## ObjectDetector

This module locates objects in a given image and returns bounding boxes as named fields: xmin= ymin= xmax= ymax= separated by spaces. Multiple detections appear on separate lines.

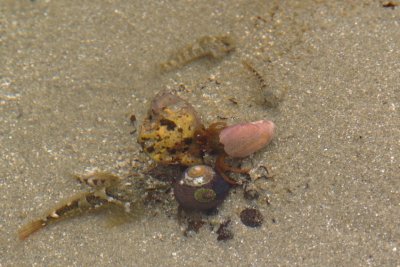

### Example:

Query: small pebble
xmin=240 ymin=208 xmax=263 ymax=227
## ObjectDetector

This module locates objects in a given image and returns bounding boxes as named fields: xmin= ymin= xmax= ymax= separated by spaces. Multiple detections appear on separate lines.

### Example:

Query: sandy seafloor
xmin=1 ymin=0 xmax=399 ymax=266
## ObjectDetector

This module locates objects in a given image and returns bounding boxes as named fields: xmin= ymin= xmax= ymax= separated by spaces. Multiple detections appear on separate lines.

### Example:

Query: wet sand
xmin=1 ymin=0 xmax=399 ymax=266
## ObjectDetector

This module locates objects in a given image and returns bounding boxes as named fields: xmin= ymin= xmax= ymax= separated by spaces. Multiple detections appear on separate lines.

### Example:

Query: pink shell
xmin=219 ymin=120 xmax=276 ymax=158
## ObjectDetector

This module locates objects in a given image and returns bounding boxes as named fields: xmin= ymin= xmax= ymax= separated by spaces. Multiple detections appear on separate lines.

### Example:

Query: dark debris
xmin=382 ymin=1 xmax=399 ymax=9
xmin=184 ymin=218 xmax=206 ymax=237
xmin=240 ymin=208 xmax=263 ymax=228
xmin=216 ymin=219 xmax=234 ymax=241
xmin=146 ymin=164 xmax=185 ymax=183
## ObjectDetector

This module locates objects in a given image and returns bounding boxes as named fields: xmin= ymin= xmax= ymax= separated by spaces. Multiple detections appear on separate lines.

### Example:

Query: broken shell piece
xmin=219 ymin=120 xmax=275 ymax=158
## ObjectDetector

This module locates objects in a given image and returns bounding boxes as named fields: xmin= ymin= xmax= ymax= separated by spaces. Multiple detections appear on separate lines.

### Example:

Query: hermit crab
xmin=138 ymin=91 xmax=276 ymax=209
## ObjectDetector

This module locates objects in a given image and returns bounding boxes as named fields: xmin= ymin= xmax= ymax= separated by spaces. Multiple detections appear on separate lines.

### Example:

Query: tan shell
xmin=138 ymin=92 xmax=204 ymax=165
xmin=219 ymin=120 xmax=275 ymax=158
